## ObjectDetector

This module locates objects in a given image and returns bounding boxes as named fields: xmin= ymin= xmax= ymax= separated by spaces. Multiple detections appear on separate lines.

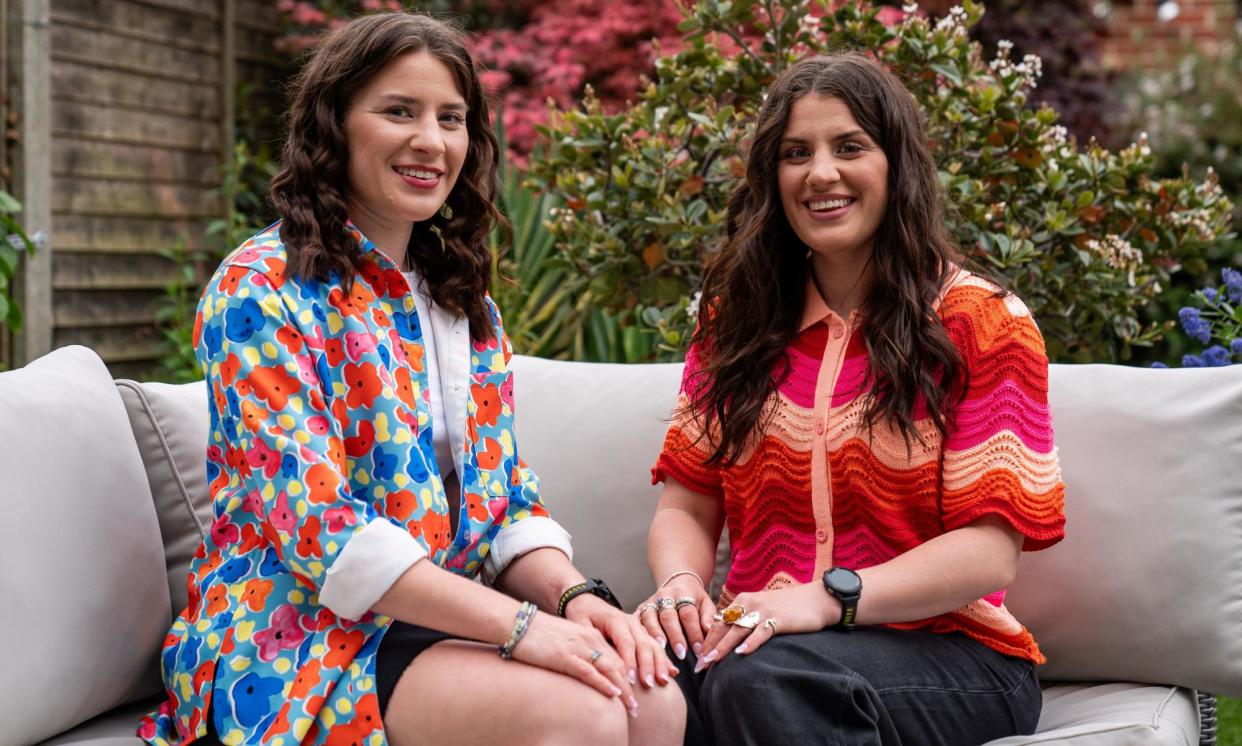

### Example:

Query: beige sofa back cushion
xmin=0 ymin=347 xmax=169 ymax=746
xmin=1007 ymin=363 xmax=1242 ymax=697
xmin=115 ymin=380 xmax=211 ymax=615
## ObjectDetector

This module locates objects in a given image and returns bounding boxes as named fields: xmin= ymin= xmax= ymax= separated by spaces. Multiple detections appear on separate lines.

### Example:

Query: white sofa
xmin=2 ymin=345 xmax=1240 ymax=746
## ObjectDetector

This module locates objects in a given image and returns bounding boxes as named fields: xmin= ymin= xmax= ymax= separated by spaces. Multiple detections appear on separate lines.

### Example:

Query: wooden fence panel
xmin=28 ymin=0 xmax=283 ymax=379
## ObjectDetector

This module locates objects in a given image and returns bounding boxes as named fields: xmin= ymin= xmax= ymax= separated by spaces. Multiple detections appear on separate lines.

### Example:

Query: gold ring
xmin=720 ymin=604 xmax=747 ymax=625
xmin=589 ymin=649 xmax=603 ymax=664
xmin=734 ymin=611 xmax=762 ymax=630
xmin=674 ymin=597 xmax=696 ymax=609
xmin=764 ymin=618 xmax=778 ymax=633
xmin=657 ymin=597 xmax=676 ymax=611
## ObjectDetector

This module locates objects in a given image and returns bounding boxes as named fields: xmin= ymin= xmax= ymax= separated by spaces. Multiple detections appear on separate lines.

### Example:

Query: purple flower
xmin=1203 ymin=345 xmax=1232 ymax=367
xmin=1178 ymin=307 xmax=1212 ymax=344
xmin=1182 ymin=353 xmax=1205 ymax=367
xmin=1224 ymin=267 xmax=1242 ymax=304
xmin=1232 ymin=338 xmax=1242 ymax=357
xmin=1150 ymin=361 xmax=1169 ymax=368
xmin=1203 ymin=287 xmax=1218 ymax=304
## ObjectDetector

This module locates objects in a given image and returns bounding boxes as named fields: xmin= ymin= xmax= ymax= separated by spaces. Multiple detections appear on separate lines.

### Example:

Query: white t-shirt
xmin=405 ymin=270 xmax=456 ymax=480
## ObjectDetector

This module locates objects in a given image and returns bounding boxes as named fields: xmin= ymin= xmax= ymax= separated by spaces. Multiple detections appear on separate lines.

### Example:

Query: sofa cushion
xmin=509 ymin=356 xmax=683 ymax=609
xmin=115 ymin=380 xmax=211 ymax=615
xmin=982 ymin=683 xmax=1200 ymax=745
xmin=32 ymin=698 xmax=155 ymax=746
xmin=1007 ymin=364 xmax=1242 ymax=697
xmin=0 ymin=347 xmax=170 ymax=746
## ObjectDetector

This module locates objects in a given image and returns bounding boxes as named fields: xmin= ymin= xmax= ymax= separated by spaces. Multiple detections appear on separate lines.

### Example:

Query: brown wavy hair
xmin=268 ymin=12 xmax=503 ymax=341
xmin=688 ymin=53 xmax=972 ymax=465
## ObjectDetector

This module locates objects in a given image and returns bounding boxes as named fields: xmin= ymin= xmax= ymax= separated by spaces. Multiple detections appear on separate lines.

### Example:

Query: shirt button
xmin=815 ymin=528 xmax=828 ymax=543
xmin=832 ymin=326 xmax=845 ymax=339
xmin=816 ymin=418 xmax=825 ymax=435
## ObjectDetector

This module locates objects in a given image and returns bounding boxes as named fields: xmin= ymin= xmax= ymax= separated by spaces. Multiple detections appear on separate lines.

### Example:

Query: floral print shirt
xmin=140 ymin=222 xmax=570 ymax=745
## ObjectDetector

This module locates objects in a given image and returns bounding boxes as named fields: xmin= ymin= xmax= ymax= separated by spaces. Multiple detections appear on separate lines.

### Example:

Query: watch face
xmin=826 ymin=568 xmax=862 ymax=595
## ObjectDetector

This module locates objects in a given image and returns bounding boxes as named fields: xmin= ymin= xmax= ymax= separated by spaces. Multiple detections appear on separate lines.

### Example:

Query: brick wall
xmin=1100 ymin=0 xmax=1238 ymax=68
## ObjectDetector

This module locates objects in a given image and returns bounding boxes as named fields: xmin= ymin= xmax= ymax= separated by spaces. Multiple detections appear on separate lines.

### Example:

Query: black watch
xmin=822 ymin=567 xmax=862 ymax=630
xmin=557 ymin=578 xmax=623 ymax=617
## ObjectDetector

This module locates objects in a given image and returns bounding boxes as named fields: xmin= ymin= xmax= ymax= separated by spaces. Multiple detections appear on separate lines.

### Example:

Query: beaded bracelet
xmin=659 ymin=569 xmax=706 ymax=589
xmin=498 ymin=601 xmax=538 ymax=660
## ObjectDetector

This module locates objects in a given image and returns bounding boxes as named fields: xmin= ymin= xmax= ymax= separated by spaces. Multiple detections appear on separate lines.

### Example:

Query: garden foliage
xmin=528 ymin=0 xmax=1234 ymax=363
xmin=0 ymin=191 xmax=38 ymax=334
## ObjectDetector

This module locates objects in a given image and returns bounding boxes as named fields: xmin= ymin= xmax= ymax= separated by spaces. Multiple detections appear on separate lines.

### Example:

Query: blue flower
xmin=1231 ymin=339 xmax=1242 ymax=357
xmin=1203 ymin=287 xmax=1218 ymax=304
xmin=1178 ymin=307 xmax=1212 ymax=344
xmin=1203 ymin=345 xmax=1232 ymax=367
xmin=1224 ymin=267 xmax=1242 ymax=304
xmin=1183 ymin=353 xmax=1205 ymax=367
xmin=1150 ymin=361 xmax=1169 ymax=368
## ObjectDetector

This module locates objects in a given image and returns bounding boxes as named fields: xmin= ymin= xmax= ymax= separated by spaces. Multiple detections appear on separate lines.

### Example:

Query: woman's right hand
xmin=635 ymin=576 xmax=717 ymax=661
xmin=511 ymin=610 xmax=641 ymax=717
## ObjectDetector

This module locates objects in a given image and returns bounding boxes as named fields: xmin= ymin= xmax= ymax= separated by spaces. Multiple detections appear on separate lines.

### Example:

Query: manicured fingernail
xmin=644 ymin=674 xmax=655 ymax=687
xmin=736 ymin=643 xmax=749 ymax=654
xmin=656 ymin=637 xmax=666 ymax=647
xmin=692 ymin=641 xmax=703 ymax=655
xmin=628 ymin=669 xmax=637 ymax=684
xmin=628 ymin=700 xmax=639 ymax=718
xmin=674 ymin=643 xmax=687 ymax=660
xmin=693 ymin=650 xmax=718 ymax=673
xmin=610 ymin=686 xmax=622 ymax=697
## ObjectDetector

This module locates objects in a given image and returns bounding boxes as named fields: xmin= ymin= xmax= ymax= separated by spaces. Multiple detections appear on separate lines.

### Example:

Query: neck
xmin=810 ymin=247 xmax=875 ymax=319
xmin=347 ymin=202 xmax=413 ymax=268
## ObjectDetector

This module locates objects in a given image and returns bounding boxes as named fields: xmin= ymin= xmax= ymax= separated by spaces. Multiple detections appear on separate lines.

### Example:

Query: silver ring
xmin=638 ymin=602 xmax=658 ymax=615
xmin=764 ymin=618 xmax=778 ymax=633
xmin=589 ymin=649 xmax=603 ymax=664
xmin=656 ymin=597 xmax=676 ymax=611
xmin=674 ymin=597 xmax=696 ymax=610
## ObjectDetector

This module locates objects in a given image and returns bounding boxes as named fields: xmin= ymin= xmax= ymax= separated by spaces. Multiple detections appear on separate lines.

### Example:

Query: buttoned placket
xmin=808 ymin=310 xmax=858 ymax=577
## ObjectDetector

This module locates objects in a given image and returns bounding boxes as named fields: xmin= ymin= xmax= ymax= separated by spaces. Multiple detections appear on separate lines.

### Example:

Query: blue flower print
xmin=229 ymin=672 xmax=284 ymax=727
xmin=393 ymin=310 xmax=421 ymax=340
xmin=405 ymin=444 xmax=430 ymax=482
xmin=372 ymin=448 xmax=398 ymax=481
xmin=201 ymin=321 xmax=223 ymax=358
xmin=225 ymin=298 xmax=265 ymax=343
xmin=279 ymin=454 xmax=299 ymax=480
xmin=218 ymin=558 xmax=252 ymax=583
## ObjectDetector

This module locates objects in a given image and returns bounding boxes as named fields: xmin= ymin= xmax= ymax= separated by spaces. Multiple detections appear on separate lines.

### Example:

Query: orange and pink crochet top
xmin=653 ymin=271 xmax=1066 ymax=663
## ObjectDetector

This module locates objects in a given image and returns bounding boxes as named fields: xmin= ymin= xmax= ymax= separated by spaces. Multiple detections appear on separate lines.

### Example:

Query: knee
xmin=533 ymin=687 xmax=629 ymax=746
xmin=700 ymin=650 xmax=773 ymax=713
xmin=631 ymin=682 xmax=687 ymax=745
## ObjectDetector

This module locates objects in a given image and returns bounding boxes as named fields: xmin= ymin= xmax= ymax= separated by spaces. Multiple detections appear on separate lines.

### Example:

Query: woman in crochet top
xmin=640 ymin=53 xmax=1066 ymax=746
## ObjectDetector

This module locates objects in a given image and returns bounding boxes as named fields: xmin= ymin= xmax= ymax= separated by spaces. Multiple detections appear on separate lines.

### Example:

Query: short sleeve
xmin=651 ymin=342 xmax=724 ymax=498
xmin=938 ymin=283 xmax=1066 ymax=551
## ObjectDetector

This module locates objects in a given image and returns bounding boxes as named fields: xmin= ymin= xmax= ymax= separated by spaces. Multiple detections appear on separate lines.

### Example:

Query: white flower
xmin=686 ymin=291 xmax=703 ymax=321
xmin=902 ymin=2 xmax=919 ymax=13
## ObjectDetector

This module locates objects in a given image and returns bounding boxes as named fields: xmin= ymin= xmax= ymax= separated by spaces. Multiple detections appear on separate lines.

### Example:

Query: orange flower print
xmin=241 ymin=578 xmax=274 ymax=612
xmin=323 ymin=628 xmax=365 ymax=669
xmin=324 ymin=337 xmax=346 ymax=366
xmin=217 ymin=266 xmax=250 ymax=294
xmin=465 ymin=492 xmax=488 ymax=523
xmin=205 ymin=584 xmax=229 ymax=616
xmin=276 ymin=324 xmax=304 ymax=354
xmin=471 ymin=381 xmax=502 ymax=427
xmin=240 ymin=400 xmax=269 ymax=433
xmin=343 ymin=362 xmax=382 ymax=409
xmin=326 ymin=436 xmax=346 ymax=474
xmin=305 ymin=463 xmax=341 ymax=504
xmin=328 ymin=288 xmax=363 ymax=321
xmin=324 ymin=692 xmax=381 ymax=746
xmin=393 ymin=367 xmax=416 ymax=409
xmin=421 ymin=512 xmax=452 ymax=552
xmin=220 ymin=353 xmax=242 ymax=385
xmin=263 ymin=257 xmax=287 ymax=289
xmin=289 ymin=660 xmax=322 ymax=699
xmin=296 ymin=515 xmax=324 ymax=559
xmin=386 ymin=489 xmax=416 ymax=521
xmin=193 ymin=659 xmax=216 ymax=692
xmin=477 ymin=437 xmax=504 ymax=470
xmin=247 ymin=365 xmax=301 ymax=411
xmin=263 ymin=702 xmax=292 ymax=742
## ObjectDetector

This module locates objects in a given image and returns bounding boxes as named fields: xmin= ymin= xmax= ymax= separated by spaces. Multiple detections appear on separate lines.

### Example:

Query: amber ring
xmin=720 ymin=605 xmax=748 ymax=625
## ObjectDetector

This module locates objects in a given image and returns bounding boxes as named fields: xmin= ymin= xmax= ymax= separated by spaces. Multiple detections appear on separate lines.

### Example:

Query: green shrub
xmin=0 ymin=191 xmax=39 ymax=334
xmin=528 ymin=0 xmax=1234 ymax=363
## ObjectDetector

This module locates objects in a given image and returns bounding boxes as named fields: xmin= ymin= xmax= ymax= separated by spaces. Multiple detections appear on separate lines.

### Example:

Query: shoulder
xmin=204 ymin=221 xmax=326 ymax=304
xmin=937 ymin=268 xmax=1046 ymax=360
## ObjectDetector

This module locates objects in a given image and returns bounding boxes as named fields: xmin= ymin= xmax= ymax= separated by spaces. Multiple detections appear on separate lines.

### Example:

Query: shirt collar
xmin=799 ymin=274 xmax=861 ymax=331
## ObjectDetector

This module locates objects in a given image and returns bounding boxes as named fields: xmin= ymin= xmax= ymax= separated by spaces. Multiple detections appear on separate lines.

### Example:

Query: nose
xmin=805 ymin=152 xmax=840 ymax=189
xmin=407 ymin=113 xmax=446 ymax=157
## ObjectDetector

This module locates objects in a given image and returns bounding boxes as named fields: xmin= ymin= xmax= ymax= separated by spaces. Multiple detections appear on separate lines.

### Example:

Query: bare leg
xmin=384 ymin=640 xmax=685 ymax=746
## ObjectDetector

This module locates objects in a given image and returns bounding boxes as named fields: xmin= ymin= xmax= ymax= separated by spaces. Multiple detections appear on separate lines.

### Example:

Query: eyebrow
xmin=376 ymin=93 xmax=468 ymax=111
xmin=780 ymin=129 xmax=869 ymax=144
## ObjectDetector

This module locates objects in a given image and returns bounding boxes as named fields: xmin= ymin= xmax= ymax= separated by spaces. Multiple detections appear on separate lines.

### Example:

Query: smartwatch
xmin=821 ymin=567 xmax=862 ymax=630
xmin=557 ymin=578 xmax=624 ymax=617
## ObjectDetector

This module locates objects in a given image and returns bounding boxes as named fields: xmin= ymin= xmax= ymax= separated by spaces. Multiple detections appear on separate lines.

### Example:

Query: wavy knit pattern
xmin=653 ymin=271 xmax=1065 ymax=664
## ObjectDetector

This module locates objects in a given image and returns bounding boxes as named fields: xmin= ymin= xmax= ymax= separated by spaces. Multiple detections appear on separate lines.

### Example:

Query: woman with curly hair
xmin=139 ymin=12 xmax=683 ymax=746
xmin=638 ymin=54 xmax=1065 ymax=746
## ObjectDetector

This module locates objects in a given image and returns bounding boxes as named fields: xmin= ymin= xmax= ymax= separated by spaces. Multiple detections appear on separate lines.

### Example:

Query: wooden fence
xmin=4 ymin=0 xmax=284 ymax=378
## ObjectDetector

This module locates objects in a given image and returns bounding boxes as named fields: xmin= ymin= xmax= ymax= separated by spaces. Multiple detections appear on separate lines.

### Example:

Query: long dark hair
xmin=688 ymin=53 xmax=968 ymax=465
xmin=268 ymin=12 xmax=502 ymax=341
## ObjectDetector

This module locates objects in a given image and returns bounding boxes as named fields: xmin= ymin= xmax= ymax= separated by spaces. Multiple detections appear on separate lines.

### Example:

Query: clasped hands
xmin=635 ymin=578 xmax=842 ymax=673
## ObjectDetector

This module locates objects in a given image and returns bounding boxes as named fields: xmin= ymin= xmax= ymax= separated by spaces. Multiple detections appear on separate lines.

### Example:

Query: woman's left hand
xmin=565 ymin=595 xmax=680 ymax=688
xmin=694 ymin=583 xmax=841 ymax=672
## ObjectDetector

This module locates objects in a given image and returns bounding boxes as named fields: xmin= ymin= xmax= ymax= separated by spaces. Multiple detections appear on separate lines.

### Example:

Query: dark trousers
xmin=675 ymin=628 xmax=1042 ymax=746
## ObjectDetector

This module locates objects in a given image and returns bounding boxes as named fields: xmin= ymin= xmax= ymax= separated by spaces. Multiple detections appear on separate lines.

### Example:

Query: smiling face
xmin=344 ymin=50 xmax=469 ymax=244
xmin=777 ymin=94 xmax=889 ymax=268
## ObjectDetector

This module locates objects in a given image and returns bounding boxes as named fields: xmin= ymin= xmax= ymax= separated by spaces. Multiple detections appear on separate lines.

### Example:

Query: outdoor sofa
xmin=2 ymin=344 xmax=1240 ymax=746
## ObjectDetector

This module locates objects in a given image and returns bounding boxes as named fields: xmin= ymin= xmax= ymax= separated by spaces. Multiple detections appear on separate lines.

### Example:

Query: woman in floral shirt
xmin=140 ymin=12 xmax=683 ymax=746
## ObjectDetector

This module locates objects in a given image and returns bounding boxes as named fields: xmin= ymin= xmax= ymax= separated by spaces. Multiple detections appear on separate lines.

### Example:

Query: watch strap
xmin=557 ymin=578 xmax=622 ymax=616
